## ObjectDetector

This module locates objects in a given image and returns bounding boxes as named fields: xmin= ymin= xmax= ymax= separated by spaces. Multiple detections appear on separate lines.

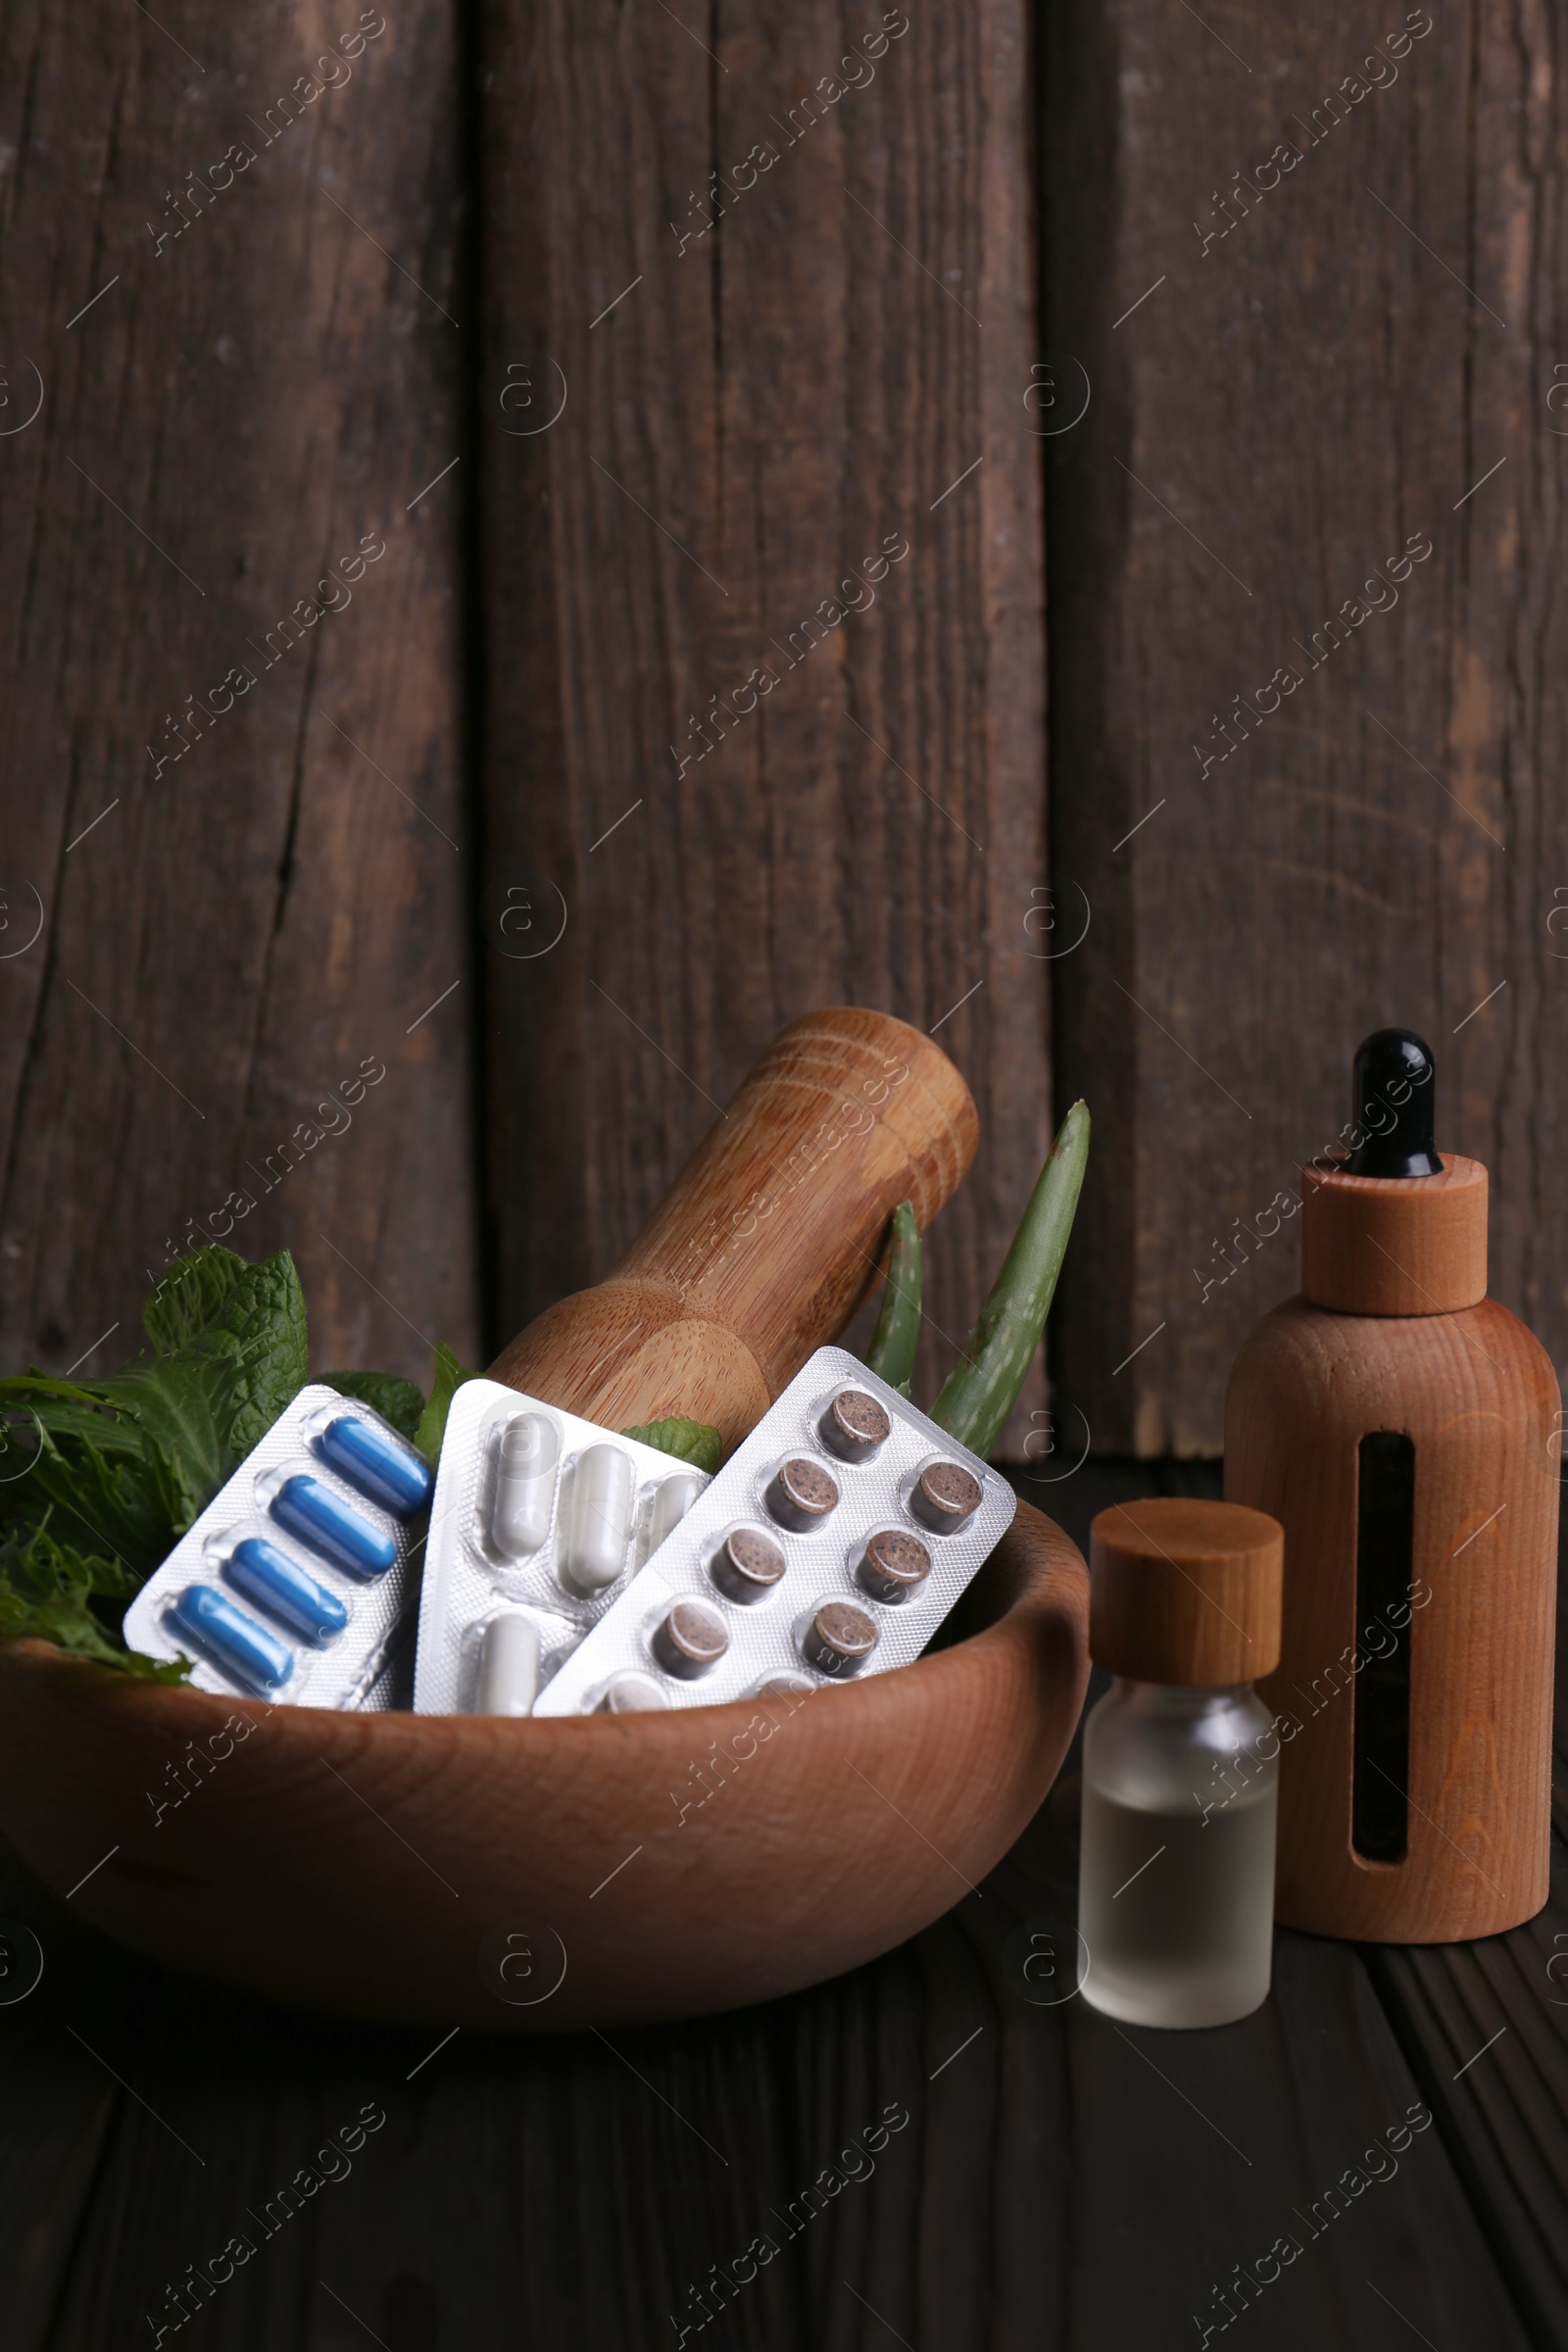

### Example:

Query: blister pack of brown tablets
xmin=532 ymin=1347 xmax=1016 ymax=1716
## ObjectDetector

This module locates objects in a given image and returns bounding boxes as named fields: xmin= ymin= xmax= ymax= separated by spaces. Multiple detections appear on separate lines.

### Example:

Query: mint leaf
xmin=142 ymin=1249 xmax=249 ymax=1352
xmin=0 ymin=1411 xmax=179 ymax=1581
xmin=621 ymin=1417 xmax=722 ymax=1474
xmin=89 ymin=1250 xmax=308 ymax=1529
xmin=0 ymin=1250 xmax=309 ymax=1567
xmin=0 ymin=1249 xmax=452 ymax=1680
xmin=193 ymin=1249 xmax=309 ymax=1456
xmin=0 ymin=1381 xmax=180 ymax=1577
xmin=413 ymin=1343 xmax=477 ymax=1465
xmin=320 ymin=1371 xmax=425 ymax=1441
xmin=0 ymin=1521 xmax=191 ymax=1683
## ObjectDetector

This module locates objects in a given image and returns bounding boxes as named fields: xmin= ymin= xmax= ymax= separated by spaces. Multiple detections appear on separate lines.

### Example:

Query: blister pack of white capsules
xmin=412 ymin=1380 xmax=711 ymax=1717
xmin=533 ymin=1348 xmax=1017 ymax=1717
xmin=123 ymin=1385 xmax=432 ymax=1708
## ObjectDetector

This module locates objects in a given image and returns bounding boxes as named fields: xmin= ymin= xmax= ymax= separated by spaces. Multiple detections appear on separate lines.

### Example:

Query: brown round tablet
xmin=597 ymin=1672 xmax=668 ymax=1713
xmin=652 ymin=1600 xmax=729 ymax=1679
xmin=819 ymin=1387 xmax=892 ymax=1463
xmin=858 ymin=1527 xmax=932 ymax=1603
xmin=710 ymin=1524 xmax=787 ymax=1603
xmin=803 ymin=1599 xmax=879 ymax=1676
xmin=765 ymin=1455 xmax=840 ymax=1533
xmin=910 ymin=1458 xmax=983 ymax=1534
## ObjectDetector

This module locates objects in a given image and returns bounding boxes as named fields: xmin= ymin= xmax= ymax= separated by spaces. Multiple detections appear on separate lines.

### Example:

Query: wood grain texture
xmin=1227 ymin=1294 xmax=1559 ymax=1939
xmin=1089 ymin=1494 xmax=1282 ymax=1686
xmin=478 ymin=0 xmax=1051 ymax=1447
xmin=1366 ymin=1916 xmax=1568 ymax=2347
xmin=1301 ymin=1155 xmax=1489 ymax=1316
xmin=1045 ymin=0 xmax=1568 ymax=1453
xmin=1361 ymin=1544 xmax=1568 ymax=2343
xmin=0 ymin=1 xmax=480 ymax=1384
xmin=0 ymin=1502 xmax=1088 ymax=2029
xmin=491 ymin=1007 xmax=976 ymax=1446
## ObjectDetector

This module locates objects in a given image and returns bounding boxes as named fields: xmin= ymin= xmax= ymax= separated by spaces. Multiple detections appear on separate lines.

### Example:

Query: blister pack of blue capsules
xmin=122 ymin=1384 xmax=431 ymax=1707
xmin=533 ymin=1348 xmax=1016 ymax=1717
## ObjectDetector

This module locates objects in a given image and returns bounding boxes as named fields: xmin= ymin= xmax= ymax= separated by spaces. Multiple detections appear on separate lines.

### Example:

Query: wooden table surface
xmin=3 ymin=1459 xmax=1564 ymax=2351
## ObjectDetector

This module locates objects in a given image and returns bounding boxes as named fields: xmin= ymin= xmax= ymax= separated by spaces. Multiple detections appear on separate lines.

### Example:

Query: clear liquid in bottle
xmin=1079 ymin=1681 xmax=1278 ymax=2029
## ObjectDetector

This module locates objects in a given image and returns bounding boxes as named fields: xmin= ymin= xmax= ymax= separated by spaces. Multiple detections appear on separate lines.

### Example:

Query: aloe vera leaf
xmin=929 ymin=1101 xmax=1090 ymax=1457
xmin=864 ymin=1201 xmax=922 ymax=1398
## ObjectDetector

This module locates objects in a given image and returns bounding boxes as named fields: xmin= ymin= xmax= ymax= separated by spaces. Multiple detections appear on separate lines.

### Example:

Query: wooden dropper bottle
xmin=1224 ymin=1028 xmax=1559 ymax=1942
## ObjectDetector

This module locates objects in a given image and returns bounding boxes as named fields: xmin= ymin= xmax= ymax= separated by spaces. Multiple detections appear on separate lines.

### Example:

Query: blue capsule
xmin=318 ymin=1413 xmax=433 ymax=1517
xmin=225 ymin=1537 xmax=349 ymax=1643
xmin=271 ymin=1474 xmax=396 ymax=1579
xmin=172 ymin=1583 xmax=294 ymax=1695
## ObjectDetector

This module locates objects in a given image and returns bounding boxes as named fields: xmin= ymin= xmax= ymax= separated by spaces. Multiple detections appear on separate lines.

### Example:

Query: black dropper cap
xmin=1344 ymin=1029 xmax=1443 ymax=1178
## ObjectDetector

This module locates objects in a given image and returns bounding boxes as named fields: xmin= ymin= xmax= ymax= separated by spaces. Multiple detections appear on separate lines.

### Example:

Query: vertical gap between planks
xmin=457 ymin=0 xmax=500 ymax=1361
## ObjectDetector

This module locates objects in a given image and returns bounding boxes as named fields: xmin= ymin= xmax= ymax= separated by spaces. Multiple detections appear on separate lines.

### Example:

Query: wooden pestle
xmin=488 ymin=1007 xmax=978 ymax=1448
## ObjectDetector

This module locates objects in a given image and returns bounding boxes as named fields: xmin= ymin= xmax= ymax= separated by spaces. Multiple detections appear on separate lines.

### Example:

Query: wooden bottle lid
xmin=1300 ymin=1153 xmax=1487 ymax=1315
xmin=1089 ymin=1498 xmax=1283 ymax=1687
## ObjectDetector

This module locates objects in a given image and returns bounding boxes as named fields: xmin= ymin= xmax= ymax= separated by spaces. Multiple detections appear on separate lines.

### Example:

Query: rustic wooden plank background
xmin=0 ymin=0 xmax=480 ymax=1387
xmin=1047 ymin=0 xmax=1567 ymax=1452
xmin=477 ymin=0 xmax=1052 ymax=1434
xmin=0 ymin=32 xmax=1560 ymax=1447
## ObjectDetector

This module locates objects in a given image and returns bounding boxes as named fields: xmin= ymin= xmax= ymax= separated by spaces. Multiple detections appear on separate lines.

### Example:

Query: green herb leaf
xmin=319 ymin=1371 xmax=426 ymax=1441
xmin=86 ymin=1250 xmax=309 ymax=1531
xmin=0 ymin=1409 xmax=178 ymax=1582
xmin=0 ymin=1247 xmax=436 ymax=1681
xmin=0 ymin=1247 xmax=309 ymax=1580
xmin=621 ymin=1417 xmax=723 ymax=1475
xmin=142 ymin=1249 xmax=249 ymax=1352
xmin=190 ymin=1248 xmax=310 ymax=1459
xmin=0 ymin=1521 xmax=191 ymax=1683
xmin=413 ymin=1343 xmax=478 ymax=1465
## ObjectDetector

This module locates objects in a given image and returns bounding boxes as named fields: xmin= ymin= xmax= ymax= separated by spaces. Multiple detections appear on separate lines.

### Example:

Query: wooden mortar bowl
xmin=0 ymin=1503 xmax=1087 ymax=2029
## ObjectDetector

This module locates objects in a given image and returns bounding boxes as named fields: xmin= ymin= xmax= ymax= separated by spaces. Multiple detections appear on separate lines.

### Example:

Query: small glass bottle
xmin=1078 ymin=1497 xmax=1284 ymax=2029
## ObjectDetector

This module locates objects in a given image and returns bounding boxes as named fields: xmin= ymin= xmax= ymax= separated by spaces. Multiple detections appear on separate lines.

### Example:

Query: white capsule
xmin=646 ymin=1470 xmax=704 ymax=1560
xmin=564 ymin=1444 xmax=634 ymax=1592
xmin=474 ymin=1610 xmax=541 ymax=1716
xmin=490 ymin=1412 xmax=560 ymax=1558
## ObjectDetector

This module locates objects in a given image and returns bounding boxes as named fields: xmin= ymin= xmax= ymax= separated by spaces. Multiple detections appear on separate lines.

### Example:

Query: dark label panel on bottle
xmin=1352 ymin=1430 xmax=1415 ymax=1864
